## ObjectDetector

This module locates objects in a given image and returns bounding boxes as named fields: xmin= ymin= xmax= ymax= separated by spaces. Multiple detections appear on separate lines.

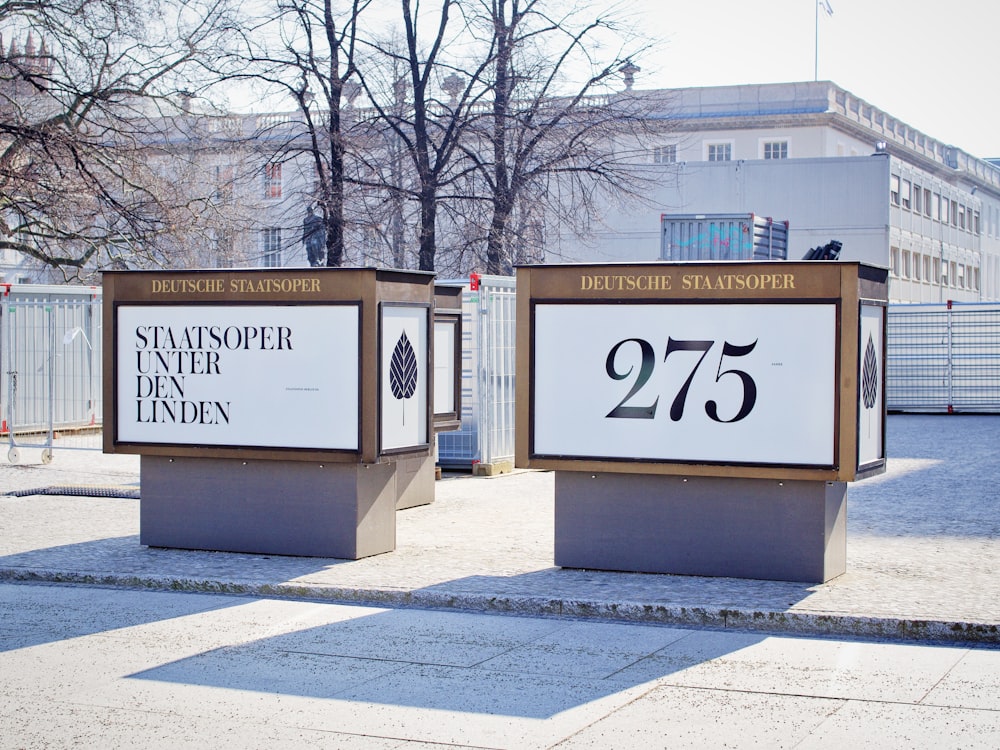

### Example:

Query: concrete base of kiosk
xmin=554 ymin=471 xmax=847 ymax=584
xmin=140 ymin=456 xmax=396 ymax=559
xmin=394 ymin=453 xmax=436 ymax=510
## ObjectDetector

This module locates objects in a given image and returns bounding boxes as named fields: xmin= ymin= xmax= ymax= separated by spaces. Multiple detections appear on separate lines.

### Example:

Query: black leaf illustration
xmin=389 ymin=331 xmax=418 ymax=401
xmin=862 ymin=334 xmax=878 ymax=410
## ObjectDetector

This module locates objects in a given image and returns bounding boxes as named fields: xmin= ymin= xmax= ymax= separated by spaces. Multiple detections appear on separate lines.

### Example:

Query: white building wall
xmin=554 ymin=156 xmax=891 ymax=267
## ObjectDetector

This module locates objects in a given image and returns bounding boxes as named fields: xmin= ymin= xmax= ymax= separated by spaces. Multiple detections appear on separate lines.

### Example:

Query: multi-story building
xmin=555 ymin=81 xmax=999 ymax=303
xmin=188 ymin=81 xmax=999 ymax=305
xmin=4 ymin=76 xmax=998 ymax=306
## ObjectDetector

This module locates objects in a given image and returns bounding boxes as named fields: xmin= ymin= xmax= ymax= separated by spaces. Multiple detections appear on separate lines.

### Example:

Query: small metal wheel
xmin=8 ymin=447 xmax=20 ymax=464
xmin=41 ymin=448 xmax=53 ymax=464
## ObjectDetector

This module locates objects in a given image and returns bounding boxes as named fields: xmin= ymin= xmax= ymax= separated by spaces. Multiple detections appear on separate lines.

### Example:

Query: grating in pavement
xmin=3 ymin=485 xmax=140 ymax=499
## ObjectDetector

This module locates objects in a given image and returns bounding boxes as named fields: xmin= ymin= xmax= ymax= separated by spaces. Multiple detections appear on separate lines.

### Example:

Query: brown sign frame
xmin=432 ymin=285 xmax=463 ymax=433
xmin=104 ymin=268 xmax=436 ymax=464
xmin=515 ymin=261 xmax=888 ymax=482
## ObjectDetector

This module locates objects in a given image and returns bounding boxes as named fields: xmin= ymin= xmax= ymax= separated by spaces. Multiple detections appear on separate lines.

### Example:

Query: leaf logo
xmin=862 ymin=334 xmax=878 ymax=410
xmin=389 ymin=331 xmax=418 ymax=401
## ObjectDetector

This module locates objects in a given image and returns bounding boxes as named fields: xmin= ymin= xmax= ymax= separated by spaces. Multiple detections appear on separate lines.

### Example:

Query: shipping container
xmin=660 ymin=213 xmax=789 ymax=261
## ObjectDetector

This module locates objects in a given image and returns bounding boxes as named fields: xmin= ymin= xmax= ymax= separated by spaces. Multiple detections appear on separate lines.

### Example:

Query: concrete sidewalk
xmin=1 ymin=414 xmax=999 ymax=644
xmin=5 ymin=582 xmax=1000 ymax=749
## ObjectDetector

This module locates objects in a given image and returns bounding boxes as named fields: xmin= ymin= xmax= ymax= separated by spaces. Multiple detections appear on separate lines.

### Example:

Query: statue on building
xmin=302 ymin=206 xmax=326 ymax=267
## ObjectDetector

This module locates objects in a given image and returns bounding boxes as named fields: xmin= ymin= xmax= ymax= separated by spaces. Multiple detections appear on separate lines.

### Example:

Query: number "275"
xmin=606 ymin=337 xmax=758 ymax=423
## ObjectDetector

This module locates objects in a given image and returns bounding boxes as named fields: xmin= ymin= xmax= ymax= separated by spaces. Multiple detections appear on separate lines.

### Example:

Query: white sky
xmin=628 ymin=0 xmax=999 ymax=158
xmin=232 ymin=0 xmax=997 ymax=159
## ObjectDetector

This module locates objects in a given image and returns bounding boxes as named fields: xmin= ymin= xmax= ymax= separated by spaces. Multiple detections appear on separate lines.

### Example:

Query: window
xmin=261 ymin=227 xmax=282 ymax=267
xmin=901 ymin=180 xmax=911 ymax=210
xmin=763 ymin=140 xmax=788 ymax=159
xmin=913 ymin=184 xmax=922 ymax=214
xmin=957 ymin=264 xmax=965 ymax=289
xmin=890 ymin=247 xmax=900 ymax=277
xmin=362 ymin=225 xmax=380 ymax=257
xmin=706 ymin=142 xmax=732 ymax=161
xmin=890 ymin=175 xmax=900 ymax=205
xmin=214 ymin=165 xmax=234 ymax=203
xmin=923 ymin=255 xmax=931 ymax=282
xmin=652 ymin=144 xmax=677 ymax=164
xmin=950 ymin=261 xmax=957 ymax=286
xmin=933 ymin=257 xmax=941 ymax=284
xmin=913 ymin=253 xmax=921 ymax=281
xmin=902 ymin=250 xmax=912 ymax=278
xmin=933 ymin=193 xmax=941 ymax=221
xmin=923 ymin=188 xmax=932 ymax=217
xmin=974 ymin=211 xmax=981 ymax=235
xmin=213 ymin=231 xmax=233 ymax=268
xmin=263 ymin=162 xmax=282 ymax=199
xmin=958 ymin=204 xmax=966 ymax=230
xmin=951 ymin=200 xmax=959 ymax=227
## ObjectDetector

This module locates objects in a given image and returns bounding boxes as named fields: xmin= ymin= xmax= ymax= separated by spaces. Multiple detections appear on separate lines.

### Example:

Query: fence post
xmin=946 ymin=300 xmax=954 ymax=413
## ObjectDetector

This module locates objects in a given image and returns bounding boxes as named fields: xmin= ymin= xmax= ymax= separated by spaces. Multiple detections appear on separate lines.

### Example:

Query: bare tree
xmin=356 ymin=0 xmax=493 ymax=272
xmin=204 ymin=0 xmax=661 ymax=276
xmin=0 ymin=0 xmax=238 ymax=278
xmin=226 ymin=0 xmax=373 ymax=268
xmin=460 ymin=0 xmax=657 ymax=274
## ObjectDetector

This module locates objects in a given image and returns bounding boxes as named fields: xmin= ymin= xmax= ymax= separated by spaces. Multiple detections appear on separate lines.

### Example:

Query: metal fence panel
xmin=887 ymin=302 xmax=1000 ymax=413
xmin=2 ymin=286 xmax=103 ymax=460
xmin=437 ymin=276 xmax=517 ymax=469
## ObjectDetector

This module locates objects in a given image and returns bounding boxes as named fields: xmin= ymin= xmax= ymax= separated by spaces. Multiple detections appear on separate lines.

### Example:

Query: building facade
xmin=558 ymin=81 xmax=998 ymax=304
xmin=3 ymin=79 xmax=998 ymax=306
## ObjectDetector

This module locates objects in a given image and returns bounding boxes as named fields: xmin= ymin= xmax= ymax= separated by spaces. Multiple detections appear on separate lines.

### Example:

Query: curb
xmin=2 ymin=567 xmax=998 ymax=647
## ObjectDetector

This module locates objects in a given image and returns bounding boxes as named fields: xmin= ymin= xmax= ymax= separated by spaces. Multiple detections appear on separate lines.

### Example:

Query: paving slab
xmin=3 ymin=584 xmax=1000 ymax=749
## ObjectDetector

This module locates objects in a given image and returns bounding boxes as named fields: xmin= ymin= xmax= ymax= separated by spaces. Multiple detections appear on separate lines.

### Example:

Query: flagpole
xmin=814 ymin=0 xmax=819 ymax=81
xmin=815 ymin=1 xmax=833 ymax=81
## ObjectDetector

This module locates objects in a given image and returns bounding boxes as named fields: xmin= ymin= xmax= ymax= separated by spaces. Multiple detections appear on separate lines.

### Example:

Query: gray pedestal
xmin=554 ymin=471 xmax=847 ymax=583
xmin=140 ymin=456 xmax=396 ymax=559
xmin=394 ymin=453 xmax=436 ymax=510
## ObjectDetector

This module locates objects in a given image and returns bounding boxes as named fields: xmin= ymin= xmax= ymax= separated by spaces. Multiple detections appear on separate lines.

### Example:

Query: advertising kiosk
xmin=103 ymin=268 xmax=448 ymax=559
xmin=516 ymin=261 xmax=888 ymax=583
xmin=393 ymin=283 xmax=464 ymax=510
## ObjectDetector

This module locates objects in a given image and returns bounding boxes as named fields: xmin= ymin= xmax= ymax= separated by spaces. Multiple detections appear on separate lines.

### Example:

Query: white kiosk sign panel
xmin=532 ymin=302 xmax=837 ymax=467
xmin=116 ymin=304 xmax=360 ymax=451
xmin=857 ymin=303 xmax=886 ymax=471
xmin=433 ymin=318 xmax=457 ymax=416
xmin=379 ymin=304 xmax=429 ymax=452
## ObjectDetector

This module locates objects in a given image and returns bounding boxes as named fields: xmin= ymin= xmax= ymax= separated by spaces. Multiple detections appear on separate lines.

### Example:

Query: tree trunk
xmin=418 ymin=186 xmax=436 ymax=271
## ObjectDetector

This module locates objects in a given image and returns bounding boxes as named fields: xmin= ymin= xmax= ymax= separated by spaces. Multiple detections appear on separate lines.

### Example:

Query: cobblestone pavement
xmin=1 ymin=414 xmax=999 ymax=644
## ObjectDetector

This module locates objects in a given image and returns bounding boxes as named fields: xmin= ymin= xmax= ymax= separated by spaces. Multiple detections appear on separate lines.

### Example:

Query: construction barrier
xmin=1 ymin=284 xmax=103 ymax=462
xmin=887 ymin=301 xmax=1000 ymax=413
xmin=437 ymin=276 xmax=516 ymax=474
